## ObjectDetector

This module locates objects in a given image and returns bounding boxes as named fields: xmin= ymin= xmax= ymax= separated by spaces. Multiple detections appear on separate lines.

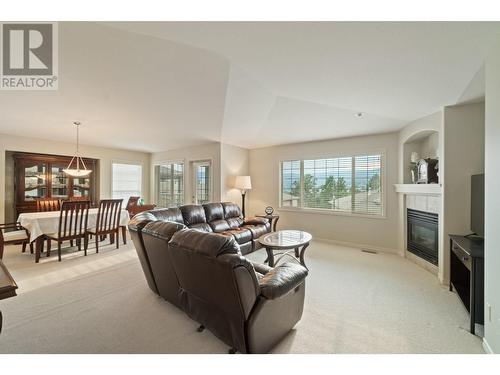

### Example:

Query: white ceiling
xmin=1 ymin=22 xmax=498 ymax=152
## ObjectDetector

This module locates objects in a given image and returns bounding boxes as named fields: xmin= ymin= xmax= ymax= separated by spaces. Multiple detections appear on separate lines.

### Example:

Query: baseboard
xmin=483 ymin=337 xmax=495 ymax=354
xmin=314 ymin=237 xmax=400 ymax=255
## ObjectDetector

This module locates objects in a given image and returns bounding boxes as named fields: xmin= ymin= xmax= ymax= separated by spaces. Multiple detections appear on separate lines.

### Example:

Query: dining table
xmin=18 ymin=208 xmax=130 ymax=263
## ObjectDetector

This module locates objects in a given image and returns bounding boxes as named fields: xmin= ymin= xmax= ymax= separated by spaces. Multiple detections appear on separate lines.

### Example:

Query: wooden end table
xmin=259 ymin=230 xmax=312 ymax=269
xmin=256 ymin=214 xmax=280 ymax=232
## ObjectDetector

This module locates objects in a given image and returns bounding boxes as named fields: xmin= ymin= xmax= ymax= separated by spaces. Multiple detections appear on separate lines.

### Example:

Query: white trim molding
xmin=393 ymin=183 xmax=442 ymax=195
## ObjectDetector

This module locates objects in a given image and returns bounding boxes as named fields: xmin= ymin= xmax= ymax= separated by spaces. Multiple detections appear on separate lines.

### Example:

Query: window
xmin=280 ymin=154 xmax=383 ymax=216
xmin=193 ymin=161 xmax=211 ymax=204
xmin=112 ymin=163 xmax=142 ymax=202
xmin=155 ymin=162 xmax=184 ymax=208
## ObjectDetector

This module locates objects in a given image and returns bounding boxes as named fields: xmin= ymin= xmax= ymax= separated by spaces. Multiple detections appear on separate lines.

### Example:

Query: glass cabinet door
xmin=51 ymin=164 xmax=69 ymax=200
xmin=23 ymin=162 xmax=47 ymax=201
xmin=72 ymin=176 xmax=91 ymax=199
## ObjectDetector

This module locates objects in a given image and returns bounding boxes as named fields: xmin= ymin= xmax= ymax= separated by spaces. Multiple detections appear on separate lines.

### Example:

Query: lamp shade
xmin=234 ymin=175 xmax=252 ymax=190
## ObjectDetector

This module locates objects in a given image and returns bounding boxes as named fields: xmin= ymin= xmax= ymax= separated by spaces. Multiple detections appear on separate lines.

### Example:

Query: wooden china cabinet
xmin=14 ymin=153 xmax=98 ymax=217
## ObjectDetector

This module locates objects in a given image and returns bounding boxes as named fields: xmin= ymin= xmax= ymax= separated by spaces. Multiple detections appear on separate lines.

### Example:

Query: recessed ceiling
xmin=0 ymin=21 xmax=497 ymax=152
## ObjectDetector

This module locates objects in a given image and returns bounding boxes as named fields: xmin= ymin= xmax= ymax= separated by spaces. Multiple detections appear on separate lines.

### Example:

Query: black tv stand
xmin=449 ymin=235 xmax=484 ymax=335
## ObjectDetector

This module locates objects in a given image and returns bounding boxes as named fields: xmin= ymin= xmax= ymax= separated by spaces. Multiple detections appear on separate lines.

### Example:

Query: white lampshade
xmin=234 ymin=175 xmax=252 ymax=190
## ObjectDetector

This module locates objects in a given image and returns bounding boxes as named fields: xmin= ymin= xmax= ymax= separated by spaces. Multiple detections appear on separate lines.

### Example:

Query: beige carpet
xmin=0 ymin=238 xmax=484 ymax=353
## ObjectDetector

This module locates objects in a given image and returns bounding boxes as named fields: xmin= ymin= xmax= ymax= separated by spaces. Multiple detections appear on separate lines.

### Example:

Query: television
xmin=470 ymin=174 xmax=485 ymax=238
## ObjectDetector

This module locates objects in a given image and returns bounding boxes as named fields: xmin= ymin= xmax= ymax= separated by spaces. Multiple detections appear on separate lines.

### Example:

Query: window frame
xmin=111 ymin=160 xmax=143 ymax=202
xmin=154 ymin=159 xmax=186 ymax=208
xmin=278 ymin=151 xmax=387 ymax=219
xmin=191 ymin=159 xmax=213 ymax=205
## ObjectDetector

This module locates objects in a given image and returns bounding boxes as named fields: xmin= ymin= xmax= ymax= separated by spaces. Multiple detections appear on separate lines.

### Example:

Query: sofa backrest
xmin=169 ymin=228 xmax=259 ymax=351
xmin=141 ymin=221 xmax=185 ymax=306
xmin=180 ymin=205 xmax=213 ymax=232
xmin=222 ymin=202 xmax=244 ymax=229
xmin=203 ymin=203 xmax=230 ymax=232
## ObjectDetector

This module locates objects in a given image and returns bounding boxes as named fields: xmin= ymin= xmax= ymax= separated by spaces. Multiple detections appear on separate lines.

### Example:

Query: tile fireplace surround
xmin=394 ymin=184 xmax=443 ymax=279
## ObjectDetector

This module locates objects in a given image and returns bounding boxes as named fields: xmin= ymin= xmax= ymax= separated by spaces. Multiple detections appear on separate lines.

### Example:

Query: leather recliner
xmin=132 ymin=220 xmax=308 ymax=353
xmin=128 ymin=202 xmax=271 ymax=305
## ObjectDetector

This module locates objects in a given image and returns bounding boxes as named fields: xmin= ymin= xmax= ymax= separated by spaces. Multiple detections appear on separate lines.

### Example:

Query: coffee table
xmin=259 ymin=230 xmax=312 ymax=269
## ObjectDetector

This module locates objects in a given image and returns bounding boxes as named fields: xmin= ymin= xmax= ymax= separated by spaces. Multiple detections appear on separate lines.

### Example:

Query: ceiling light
xmin=63 ymin=121 xmax=92 ymax=178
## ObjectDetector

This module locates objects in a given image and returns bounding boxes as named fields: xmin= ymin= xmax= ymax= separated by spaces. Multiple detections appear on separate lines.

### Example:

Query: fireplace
xmin=407 ymin=209 xmax=439 ymax=265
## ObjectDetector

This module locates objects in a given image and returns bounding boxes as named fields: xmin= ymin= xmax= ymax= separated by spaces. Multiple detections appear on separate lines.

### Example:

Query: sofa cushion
xmin=189 ymin=223 xmax=213 ymax=233
xmin=221 ymin=228 xmax=253 ymax=245
xmin=170 ymin=229 xmax=241 ymax=257
xmin=152 ymin=207 xmax=184 ymax=224
xmin=180 ymin=205 xmax=207 ymax=226
xmin=226 ymin=217 xmax=244 ymax=229
xmin=222 ymin=202 xmax=243 ymax=219
xmin=242 ymin=224 xmax=268 ymax=239
xmin=203 ymin=203 xmax=224 ymax=222
xmin=210 ymin=219 xmax=231 ymax=233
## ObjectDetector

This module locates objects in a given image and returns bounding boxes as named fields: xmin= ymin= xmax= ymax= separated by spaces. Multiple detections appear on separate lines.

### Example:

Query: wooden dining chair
xmin=0 ymin=222 xmax=32 ymax=259
xmin=87 ymin=199 xmax=123 ymax=254
xmin=36 ymin=198 xmax=61 ymax=212
xmin=46 ymin=200 xmax=90 ymax=262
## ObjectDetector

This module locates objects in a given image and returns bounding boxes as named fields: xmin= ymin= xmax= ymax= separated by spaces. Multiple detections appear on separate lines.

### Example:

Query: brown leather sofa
xmin=128 ymin=202 xmax=270 ymax=302
xmin=128 ymin=202 xmax=308 ymax=353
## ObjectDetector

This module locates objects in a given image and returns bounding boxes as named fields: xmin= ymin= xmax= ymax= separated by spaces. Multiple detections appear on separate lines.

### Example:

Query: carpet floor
xmin=0 ymin=238 xmax=484 ymax=353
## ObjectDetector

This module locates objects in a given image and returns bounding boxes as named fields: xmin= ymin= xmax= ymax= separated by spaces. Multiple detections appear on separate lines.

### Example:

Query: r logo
xmin=2 ymin=23 xmax=53 ymax=76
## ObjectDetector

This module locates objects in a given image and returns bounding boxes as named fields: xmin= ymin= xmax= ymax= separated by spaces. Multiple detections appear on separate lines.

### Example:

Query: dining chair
xmin=87 ymin=199 xmax=123 ymax=254
xmin=0 ymin=222 xmax=32 ymax=259
xmin=125 ymin=196 xmax=140 ymax=217
xmin=46 ymin=200 xmax=90 ymax=262
xmin=36 ymin=198 xmax=61 ymax=212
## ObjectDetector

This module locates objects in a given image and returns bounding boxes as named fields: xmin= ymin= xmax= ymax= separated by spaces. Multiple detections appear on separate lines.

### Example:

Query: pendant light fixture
xmin=63 ymin=121 xmax=92 ymax=178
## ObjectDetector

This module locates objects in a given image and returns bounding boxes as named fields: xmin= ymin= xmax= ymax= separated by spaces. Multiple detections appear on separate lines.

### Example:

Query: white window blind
xmin=156 ymin=162 xmax=184 ymax=208
xmin=112 ymin=163 xmax=142 ymax=203
xmin=280 ymin=154 xmax=383 ymax=216
xmin=281 ymin=160 xmax=301 ymax=207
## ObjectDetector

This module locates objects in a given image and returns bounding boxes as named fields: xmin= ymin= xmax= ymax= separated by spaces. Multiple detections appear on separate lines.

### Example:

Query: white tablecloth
xmin=18 ymin=209 xmax=130 ymax=242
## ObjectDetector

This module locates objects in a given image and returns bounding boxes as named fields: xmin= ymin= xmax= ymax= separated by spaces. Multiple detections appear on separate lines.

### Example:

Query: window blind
xmin=281 ymin=160 xmax=301 ymax=207
xmin=112 ymin=163 xmax=142 ymax=203
xmin=280 ymin=154 xmax=383 ymax=216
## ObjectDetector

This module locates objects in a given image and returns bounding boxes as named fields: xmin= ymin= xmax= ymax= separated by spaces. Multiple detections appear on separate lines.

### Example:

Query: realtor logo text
xmin=0 ymin=22 xmax=58 ymax=90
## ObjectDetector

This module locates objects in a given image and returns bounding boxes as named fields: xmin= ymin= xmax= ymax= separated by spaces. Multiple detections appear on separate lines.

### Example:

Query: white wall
xmin=220 ymin=143 xmax=249 ymax=204
xmin=420 ymin=132 xmax=440 ymax=159
xmin=150 ymin=142 xmax=221 ymax=205
xmin=484 ymin=37 xmax=500 ymax=354
xmin=248 ymin=132 xmax=400 ymax=253
xmin=442 ymin=102 xmax=485 ymax=284
xmin=0 ymin=133 xmax=151 ymax=223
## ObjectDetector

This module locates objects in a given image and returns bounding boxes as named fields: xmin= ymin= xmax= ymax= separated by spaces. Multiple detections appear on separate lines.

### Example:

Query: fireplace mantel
xmin=393 ymin=183 xmax=442 ymax=195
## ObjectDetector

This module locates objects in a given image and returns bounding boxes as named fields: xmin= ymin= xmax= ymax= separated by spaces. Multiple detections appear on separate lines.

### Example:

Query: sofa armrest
xmin=244 ymin=217 xmax=269 ymax=226
xmin=258 ymin=263 xmax=308 ymax=300
xmin=252 ymin=262 xmax=273 ymax=276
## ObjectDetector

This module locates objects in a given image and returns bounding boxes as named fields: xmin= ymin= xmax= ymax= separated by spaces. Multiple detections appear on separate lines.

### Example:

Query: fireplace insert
xmin=407 ymin=209 xmax=439 ymax=265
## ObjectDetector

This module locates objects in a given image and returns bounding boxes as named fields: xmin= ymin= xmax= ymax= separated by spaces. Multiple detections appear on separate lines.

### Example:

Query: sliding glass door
xmin=155 ymin=162 xmax=184 ymax=208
